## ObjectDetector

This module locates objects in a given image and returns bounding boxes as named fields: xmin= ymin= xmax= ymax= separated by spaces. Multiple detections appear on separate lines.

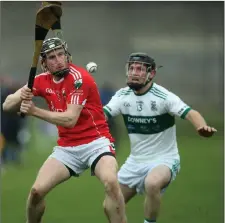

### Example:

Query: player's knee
xmin=29 ymin=187 xmax=44 ymax=205
xmin=145 ymin=177 xmax=161 ymax=195
xmin=103 ymin=176 xmax=120 ymax=197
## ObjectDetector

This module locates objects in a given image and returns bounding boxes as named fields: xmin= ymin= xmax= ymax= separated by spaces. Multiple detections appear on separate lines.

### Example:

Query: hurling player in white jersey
xmin=103 ymin=52 xmax=217 ymax=223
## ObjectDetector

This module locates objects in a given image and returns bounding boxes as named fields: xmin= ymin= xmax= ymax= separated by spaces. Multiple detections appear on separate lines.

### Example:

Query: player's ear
xmin=66 ymin=52 xmax=72 ymax=63
xmin=147 ymin=66 xmax=155 ymax=78
xmin=150 ymin=70 xmax=156 ymax=77
xmin=41 ymin=59 xmax=47 ymax=72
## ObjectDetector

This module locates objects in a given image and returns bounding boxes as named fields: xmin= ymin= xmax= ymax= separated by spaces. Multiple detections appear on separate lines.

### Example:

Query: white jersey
xmin=103 ymin=83 xmax=191 ymax=162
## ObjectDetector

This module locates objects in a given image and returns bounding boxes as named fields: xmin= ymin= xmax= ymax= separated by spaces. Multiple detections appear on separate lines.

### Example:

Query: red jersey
xmin=33 ymin=63 xmax=113 ymax=147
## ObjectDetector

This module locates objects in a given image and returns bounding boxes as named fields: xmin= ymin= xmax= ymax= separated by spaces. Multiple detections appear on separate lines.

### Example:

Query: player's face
xmin=45 ymin=48 xmax=68 ymax=73
xmin=126 ymin=62 xmax=148 ymax=85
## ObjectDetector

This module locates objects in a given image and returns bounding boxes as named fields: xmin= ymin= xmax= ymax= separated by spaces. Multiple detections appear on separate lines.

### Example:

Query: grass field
xmin=1 ymin=119 xmax=224 ymax=223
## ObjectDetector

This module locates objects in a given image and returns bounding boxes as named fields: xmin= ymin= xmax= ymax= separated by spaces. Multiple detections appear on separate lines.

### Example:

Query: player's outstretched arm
xmin=185 ymin=109 xmax=217 ymax=137
xmin=2 ymin=85 xmax=33 ymax=112
xmin=103 ymin=92 xmax=123 ymax=121
xmin=20 ymin=101 xmax=82 ymax=128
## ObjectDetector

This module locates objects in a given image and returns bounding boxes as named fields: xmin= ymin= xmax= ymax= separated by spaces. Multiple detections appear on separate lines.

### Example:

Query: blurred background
xmin=1 ymin=1 xmax=224 ymax=223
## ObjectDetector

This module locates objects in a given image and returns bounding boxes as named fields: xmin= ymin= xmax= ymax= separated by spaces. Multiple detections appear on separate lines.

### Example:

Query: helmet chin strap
xmin=127 ymin=72 xmax=151 ymax=91
xmin=127 ymin=82 xmax=144 ymax=91
xmin=52 ymin=68 xmax=70 ymax=78
xmin=50 ymin=56 xmax=71 ymax=78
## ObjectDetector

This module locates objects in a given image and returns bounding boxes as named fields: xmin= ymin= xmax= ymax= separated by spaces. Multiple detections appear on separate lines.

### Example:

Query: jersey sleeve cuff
xmin=103 ymin=107 xmax=112 ymax=119
xmin=180 ymin=107 xmax=192 ymax=119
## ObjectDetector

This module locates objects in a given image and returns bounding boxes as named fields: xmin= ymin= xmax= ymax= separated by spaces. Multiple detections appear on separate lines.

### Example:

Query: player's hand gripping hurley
xmin=21 ymin=1 xmax=62 ymax=117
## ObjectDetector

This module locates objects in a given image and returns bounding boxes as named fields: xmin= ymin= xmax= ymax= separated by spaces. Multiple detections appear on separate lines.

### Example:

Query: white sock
xmin=144 ymin=220 xmax=156 ymax=223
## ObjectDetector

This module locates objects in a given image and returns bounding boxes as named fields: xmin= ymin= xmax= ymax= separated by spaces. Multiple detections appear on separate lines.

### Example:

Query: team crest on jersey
xmin=62 ymin=88 xmax=66 ymax=97
xmin=74 ymin=79 xmax=83 ymax=89
xmin=151 ymin=101 xmax=157 ymax=111
xmin=136 ymin=101 xmax=144 ymax=111
xmin=124 ymin=102 xmax=131 ymax=107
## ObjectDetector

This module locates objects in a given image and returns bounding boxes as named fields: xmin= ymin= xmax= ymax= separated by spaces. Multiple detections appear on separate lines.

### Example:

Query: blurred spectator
xmin=0 ymin=76 xmax=29 ymax=166
xmin=99 ymin=82 xmax=121 ymax=150
xmin=99 ymin=82 xmax=116 ymax=106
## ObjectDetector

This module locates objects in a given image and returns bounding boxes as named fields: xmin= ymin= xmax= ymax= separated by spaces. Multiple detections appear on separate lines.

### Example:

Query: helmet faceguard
xmin=126 ymin=52 xmax=156 ymax=91
xmin=40 ymin=37 xmax=72 ymax=78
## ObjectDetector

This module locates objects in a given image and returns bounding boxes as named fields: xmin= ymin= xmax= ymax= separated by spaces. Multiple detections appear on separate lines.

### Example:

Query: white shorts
xmin=118 ymin=156 xmax=180 ymax=194
xmin=48 ymin=137 xmax=115 ymax=176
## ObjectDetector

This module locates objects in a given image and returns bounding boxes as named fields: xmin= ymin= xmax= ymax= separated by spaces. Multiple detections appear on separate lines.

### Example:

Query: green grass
xmin=1 ymin=121 xmax=224 ymax=223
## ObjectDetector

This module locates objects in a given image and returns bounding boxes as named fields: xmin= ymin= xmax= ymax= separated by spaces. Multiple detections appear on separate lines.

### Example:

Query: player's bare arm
xmin=185 ymin=109 xmax=217 ymax=137
xmin=2 ymin=85 xmax=33 ymax=112
xmin=20 ymin=101 xmax=83 ymax=128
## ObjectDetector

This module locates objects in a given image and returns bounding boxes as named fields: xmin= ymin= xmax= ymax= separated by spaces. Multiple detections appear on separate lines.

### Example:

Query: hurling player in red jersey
xmin=2 ymin=37 xmax=127 ymax=223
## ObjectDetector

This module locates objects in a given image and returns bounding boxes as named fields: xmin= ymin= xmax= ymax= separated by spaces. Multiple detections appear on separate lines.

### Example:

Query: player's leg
xmin=26 ymin=157 xmax=71 ymax=223
xmin=143 ymin=165 xmax=172 ymax=223
xmin=94 ymin=155 xmax=127 ymax=223
xmin=119 ymin=183 xmax=137 ymax=203
xmin=117 ymin=156 xmax=139 ymax=204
